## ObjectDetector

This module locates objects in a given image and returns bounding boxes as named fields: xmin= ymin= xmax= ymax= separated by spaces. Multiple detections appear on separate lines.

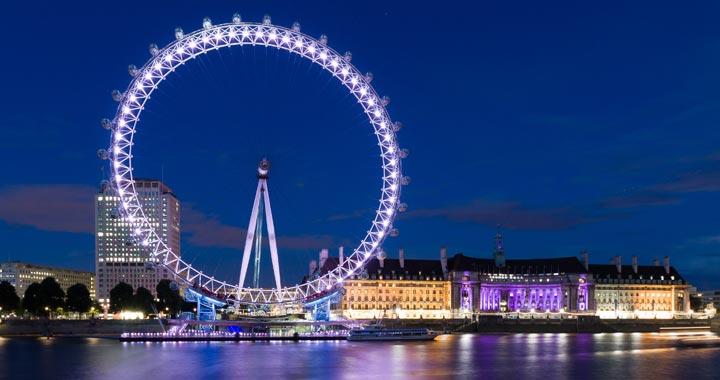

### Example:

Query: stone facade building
xmin=0 ymin=262 xmax=95 ymax=300
xmin=591 ymin=255 xmax=691 ymax=319
xmin=307 ymin=248 xmax=452 ymax=319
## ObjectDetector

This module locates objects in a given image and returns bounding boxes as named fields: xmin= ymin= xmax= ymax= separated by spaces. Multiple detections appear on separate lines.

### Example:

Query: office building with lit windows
xmin=0 ymin=261 xmax=95 ymax=300
xmin=95 ymin=179 xmax=180 ymax=303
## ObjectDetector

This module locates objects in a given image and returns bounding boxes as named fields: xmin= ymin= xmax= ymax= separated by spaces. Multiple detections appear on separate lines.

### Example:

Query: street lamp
xmin=100 ymin=301 xmax=110 ymax=319
xmin=44 ymin=306 xmax=50 ymax=319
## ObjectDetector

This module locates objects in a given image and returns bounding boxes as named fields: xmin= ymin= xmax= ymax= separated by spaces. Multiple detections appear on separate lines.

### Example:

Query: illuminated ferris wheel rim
xmin=104 ymin=15 xmax=409 ymax=305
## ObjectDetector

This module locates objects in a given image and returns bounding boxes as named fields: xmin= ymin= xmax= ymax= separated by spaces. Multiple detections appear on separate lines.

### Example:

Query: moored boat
xmin=678 ymin=335 xmax=720 ymax=348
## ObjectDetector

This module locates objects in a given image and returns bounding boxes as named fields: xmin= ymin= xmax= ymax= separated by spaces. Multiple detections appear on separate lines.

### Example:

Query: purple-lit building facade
xmin=447 ymin=254 xmax=593 ymax=314
xmin=446 ymin=233 xmax=594 ymax=314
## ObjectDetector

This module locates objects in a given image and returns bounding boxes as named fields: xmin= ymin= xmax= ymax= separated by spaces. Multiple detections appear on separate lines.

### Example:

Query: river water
xmin=1 ymin=333 xmax=718 ymax=379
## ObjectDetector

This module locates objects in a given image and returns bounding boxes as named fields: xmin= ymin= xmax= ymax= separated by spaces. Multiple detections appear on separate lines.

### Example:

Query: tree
xmin=39 ymin=277 xmax=65 ymax=311
xmin=22 ymin=283 xmax=42 ymax=315
xmin=109 ymin=282 xmax=134 ymax=312
xmin=134 ymin=287 xmax=155 ymax=315
xmin=156 ymin=279 xmax=183 ymax=317
xmin=66 ymin=283 xmax=92 ymax=314
xmin=0 ymin=281 xmax=20 ymax=313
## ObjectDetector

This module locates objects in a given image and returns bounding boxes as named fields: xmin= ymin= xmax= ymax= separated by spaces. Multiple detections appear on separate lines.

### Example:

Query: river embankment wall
xmin=453 ymin=316 xmax=719 ymax=333
xmin=0 ymin=319 xmax=165 ymax=337
xmin=2 ymin=317 xmax=718 ymax=337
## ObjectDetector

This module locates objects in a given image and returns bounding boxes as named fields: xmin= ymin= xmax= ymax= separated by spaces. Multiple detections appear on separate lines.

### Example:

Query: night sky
xmin=2 ymin=1 xmax=720 ymax=290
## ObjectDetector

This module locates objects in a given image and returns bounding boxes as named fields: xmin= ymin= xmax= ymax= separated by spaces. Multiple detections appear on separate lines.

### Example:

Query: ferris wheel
xmin=98 ymin=13 xmax=410 ymax=305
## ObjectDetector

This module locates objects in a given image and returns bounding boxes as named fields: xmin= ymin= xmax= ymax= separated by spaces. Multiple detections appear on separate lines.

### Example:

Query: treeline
xmin=108 ymin=280 xmax=184 ymax=316
xmin=0 ymin=277 xmax=92 ymax=317
xmin=0 ymin=278 xmax=183 ymax=318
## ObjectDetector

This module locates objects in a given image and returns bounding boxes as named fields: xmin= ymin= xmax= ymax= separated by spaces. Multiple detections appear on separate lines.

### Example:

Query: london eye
xmin=98 ymin=13 xmax=410 ymax=306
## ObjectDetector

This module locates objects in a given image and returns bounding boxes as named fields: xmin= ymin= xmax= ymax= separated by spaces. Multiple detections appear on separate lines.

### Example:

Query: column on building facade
xmin=672 ymin=286 xmax=676 ymax=313
xmin=473 ymin=284 xmax=480 ymax=313
xmin=479 ymin=288 xmax=485 ymax=310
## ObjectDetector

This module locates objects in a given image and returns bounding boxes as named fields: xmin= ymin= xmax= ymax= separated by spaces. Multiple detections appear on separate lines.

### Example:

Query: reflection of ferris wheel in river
xmin=98 ymin=14 xmax=410 ymax=306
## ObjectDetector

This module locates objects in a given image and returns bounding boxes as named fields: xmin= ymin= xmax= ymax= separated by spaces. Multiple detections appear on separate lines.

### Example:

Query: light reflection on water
xmin=0 ymin=334 xmax=719 ymax=380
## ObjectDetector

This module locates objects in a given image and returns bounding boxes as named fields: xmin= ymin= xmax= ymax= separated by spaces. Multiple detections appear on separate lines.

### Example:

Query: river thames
xmin=1 ymin=333 xmax=718 ymax=379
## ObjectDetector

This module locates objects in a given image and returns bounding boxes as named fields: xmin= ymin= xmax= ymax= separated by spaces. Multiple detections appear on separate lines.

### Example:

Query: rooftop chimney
xmin=319 ymin=249 xmax=328 ymax=269
xmin=664 ymin=256 xmax=670 ymax=274
xmin=376 ymin=248 xmax=386 ymax=268
xmin=493 ymin=228 xmax=506 ymax=268
xmin=309 ymin=259 xmax=317 ymax=276
xmin=399 ymin=248 xmax=405 ymax=269
xmin=615 ymin=255 xmax=622 ymax=274
xmin=653 ymin=258 xmax=659 ymax=267
xmin=440 ymin=247 xmax=448 ymax=274
xmin=632 ymin=256 xmax=638 ymax=274
xmin=581 ymin=251 xmax=589 ymax=271
xmin=339 ymin=246 xmax=344 ymax=266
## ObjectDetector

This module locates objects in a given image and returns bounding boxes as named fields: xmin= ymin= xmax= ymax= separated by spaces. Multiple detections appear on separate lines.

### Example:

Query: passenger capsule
xmin=232 ymin=13 xmax=242 ymax=24
xmin=382 ymin=96 xmax=391 ymax=106
xmin=169 ymin=281 xmax=180 ymax=291
xmin=101 ymin=118 xmax=113 ymax=130
xmin=401 ymin=176 xmax=412 ymax=186
xmin=202 ymin=17 xmax=212 ymax=29
xmin=127 ymin=64 xmax=138 ymax=77
xmin=109 ymin=209 xmax=120 ymax=219
xmin=375 ymin=248 xmax=387 ymax=260
xmin=292 ymin=21 xmax=301 ymax=32
xmin=397 ymin=203 xmax=408 ymax=212
xmin=343 ymin=51 xmax=353 ymax=62
xmin=111 ymin=90 xmax=123 ymax=102
xmin=399 ymin=148 xmax=410 ymax=159
xmin=364 ymin=72 xmax=374 ymax=83
xmin=144 ymin=261 xmax=156 ymax=271
xmin=100 ymin=180 xmax=109 ymax=191
xmin=175 ymin=27 xmax=184 ymax=40
xmin=392 ymin=121 xmax=403 ymax=132
xmin=97 ymin=149 xmax=109 ymax=160
xmin=263 ymin=14 xmax=272 ymax=25
xmin=125 ymin=236 xmax=136 ymax=247
xmin=149 ymin=43 xmax=159 ymax=56
xmin=389 ymin=228 xmax=400 ymax=238
xmin=319 ymin=34 xmax=328 ymax=45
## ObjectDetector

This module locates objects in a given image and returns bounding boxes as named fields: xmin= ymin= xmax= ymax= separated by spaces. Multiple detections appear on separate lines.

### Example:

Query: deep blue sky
xmin=2 ymin=1 xmax=720 ymax=290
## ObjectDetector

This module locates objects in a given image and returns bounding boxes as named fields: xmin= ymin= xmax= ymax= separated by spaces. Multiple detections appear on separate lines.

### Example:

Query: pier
xmin=120 ymin=330 xmax=349 ymax=342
